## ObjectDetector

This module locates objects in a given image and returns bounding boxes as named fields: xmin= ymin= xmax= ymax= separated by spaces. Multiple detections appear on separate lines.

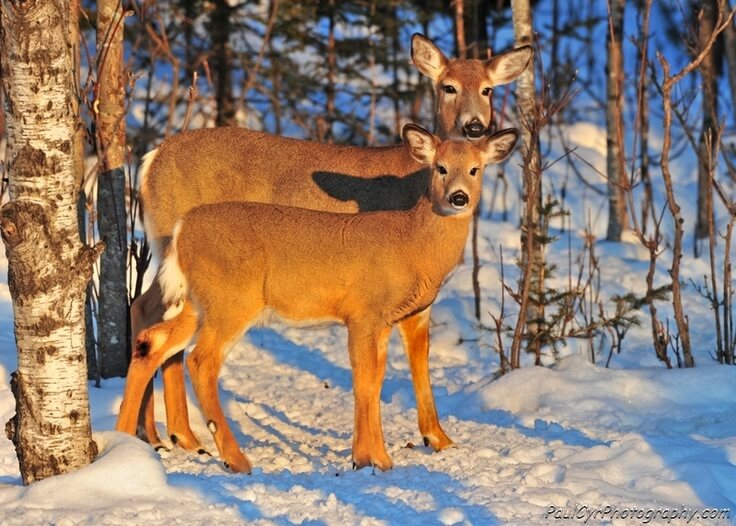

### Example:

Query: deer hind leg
xmin=161 ymin=352 xmax=205 ymax=452
xmin=398 ymin=308 xmax=453 ymax=451
xmin=348 ymin=321 xmax=393 ymax=471
xmin=139 ymin=382 xmax=163 ymax=450
xmin=117 ymin=301 xmax=198 ymax=437
xmin=131 ymin=284 xmax=165 ymax=448
xmin=132 ymin=279 xmax=202 ymax=452
xmin=186 ymin=312 xmax=256 ymax=474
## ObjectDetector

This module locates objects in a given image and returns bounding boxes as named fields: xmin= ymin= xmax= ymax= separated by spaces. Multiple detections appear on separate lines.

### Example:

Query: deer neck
xmin=405 ymin=197 xmax=474 ymax=282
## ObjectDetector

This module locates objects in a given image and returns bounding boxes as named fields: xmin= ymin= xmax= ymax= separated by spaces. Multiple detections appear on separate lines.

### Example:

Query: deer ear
xmin=403 ymin=123 xmax=439 ymax=165
xmin=411 ymin=33 xmax=448 ymax=82
xmin=487 ymin=45 xmax=533 ymax=86
xmin=482 ymin=128 xmax=519 ymax=164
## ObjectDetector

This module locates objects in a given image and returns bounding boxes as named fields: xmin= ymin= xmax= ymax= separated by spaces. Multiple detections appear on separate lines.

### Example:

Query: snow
xmin=1 ymin=119 xmax=735 ymax=525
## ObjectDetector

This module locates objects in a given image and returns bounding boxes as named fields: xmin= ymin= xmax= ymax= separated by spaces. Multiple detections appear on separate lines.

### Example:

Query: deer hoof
xmin=423 ymin=431 xmax=454 ymax=452
xmin=352 ymin=452 xmax=393 ymax=472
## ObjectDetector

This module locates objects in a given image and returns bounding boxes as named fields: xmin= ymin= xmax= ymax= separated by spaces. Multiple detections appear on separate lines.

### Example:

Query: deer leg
xmin=162 ymin=351 xmax=204 ymax=452
xmin=139 ymin=381 xmax=166 ymax=451
xmin=398 ymin=308 xmax=453 ymax=451
xmin=186 ymin=319 xmax=252 ymax=474
xmin=131 ymin=285 xmax=165 ymax=448
xmin=117 ymin=301 xmax=198 ymax=437
xmin=348 ymin=322 xmax=392 ymax=471
xmin=132 ymin=279 xmax=201 ymax=451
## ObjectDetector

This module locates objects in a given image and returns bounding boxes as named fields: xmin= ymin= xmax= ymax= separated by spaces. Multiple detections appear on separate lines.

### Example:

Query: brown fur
xmin=129 ymin=34 xmax=532 ymax=453
xmin=117 ymin=126 xmax=519 ymax=472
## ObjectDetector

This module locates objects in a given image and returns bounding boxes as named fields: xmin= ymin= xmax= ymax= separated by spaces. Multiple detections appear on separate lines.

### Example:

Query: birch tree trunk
xmin=605 ymin=0 xmax=628 ymax=241
xmin=0 ymin=0 xmax=100 ymax=484
xmin=511 ymin=0 xmax=544 ymax=364
xmin=96 ymin=0 xmax=129 ymax=378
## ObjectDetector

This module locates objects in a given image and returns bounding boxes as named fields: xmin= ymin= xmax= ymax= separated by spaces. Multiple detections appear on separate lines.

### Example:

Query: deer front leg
xmin=398 ymin=308 xmax=453 ymax=451
xmin=186 ymin=324 xmax=252 ymax=474
xmin=348 ymin=322 xmax=392 ymax=471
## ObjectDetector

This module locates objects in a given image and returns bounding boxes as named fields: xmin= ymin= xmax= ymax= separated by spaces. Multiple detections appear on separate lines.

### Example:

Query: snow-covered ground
xmin=1 ymin=121 xmax=735 ymax=525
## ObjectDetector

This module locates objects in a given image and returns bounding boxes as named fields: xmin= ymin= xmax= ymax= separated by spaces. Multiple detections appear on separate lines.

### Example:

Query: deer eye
xmin=470 ymin=167 xmax=479 ymax=176
xmin=482 ymin=87 xmax=492 ymax=97
xmin=437 ymin=165 xmax=448 ymax=175
xmin=442 ymin=85 xmax=457 ymax=95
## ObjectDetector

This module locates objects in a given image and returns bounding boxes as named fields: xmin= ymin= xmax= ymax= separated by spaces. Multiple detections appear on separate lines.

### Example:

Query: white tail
xmin=117 ymin=124 xmax=519 ymax=473
xmin=158 ymin=221 xmax=186 ymax=321
xmin=128 ymin=34 xmax=531 ymax=454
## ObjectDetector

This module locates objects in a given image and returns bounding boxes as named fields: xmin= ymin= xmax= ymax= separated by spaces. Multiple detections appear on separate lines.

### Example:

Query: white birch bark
xmin=1 ymin=0 xmax=100 ymax=483
xmin=511 ymin=0 xmax=544 ymax=364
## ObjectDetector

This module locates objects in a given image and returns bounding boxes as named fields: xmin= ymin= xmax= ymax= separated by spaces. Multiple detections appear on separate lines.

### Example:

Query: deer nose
xmin=449 ymin=190 xmax=469 ymax=209
xmin=462 ymin=119 xmax=486 ymax=139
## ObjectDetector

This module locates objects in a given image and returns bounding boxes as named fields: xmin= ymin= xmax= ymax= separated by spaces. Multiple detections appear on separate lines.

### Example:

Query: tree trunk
xmin=0 ymin=0 xmax=100 ymax=484
xmin=723 ymin=0 xmax=736 ymax=125
xmin=96 ymin=0 xmax=129 ymax=378
xmin=180 ymin=0 xmax=199 ymax=82
xmin=457 ymin=0 xmax=490 ymax=322
xmin=323 ymin=0 xmax=337 ymax=143
xmin=695 ymin=0 xmax=718 ymax=249
xmin=390 ymin=4 xmax=402 ymax=138
xmin=211 ymin=0 xmax=236 ymax=126
xmin=454 ymin=0 xmax=466 ymax=58
xmin=511 ymin=0 xmax=544 ymax=364
xmin=463 ymin=0 xmax=489 ymax=59
xmin=638 ymin=41 xmax=654 ymax=236
xmin=605 ymin=0 xmax=628 ymax=241
xmin=70 ymin=0 xmax=99 ymax=380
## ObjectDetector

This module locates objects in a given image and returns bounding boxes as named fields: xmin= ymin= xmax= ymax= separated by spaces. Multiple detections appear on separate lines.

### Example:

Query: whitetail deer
xmin=118 ymin=124 xmax=519 ymax=472
xmin=130 ymin=34 xmax=532 ymax=455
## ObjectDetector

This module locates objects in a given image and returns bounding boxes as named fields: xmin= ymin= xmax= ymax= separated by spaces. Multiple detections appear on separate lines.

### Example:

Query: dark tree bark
xmin=210 ymin=0 xmax=236 ymax=126
xmin=97 ymin=0 xmax=130 ymax=378
xmin=695 ymin=0 xmax=719 ymax=250
xmin=70 ymin=0 xmax=99 ymax=380
xmin=463 ymin=0 xmax=489 ymax=59
xmin=323 ymin=0 xmax=337 ymax=143
xmin=457 ymin=0 xmax=490 ymax=322
xmin=722 ymin=0 xmax=736 ymax=124
xmin=0 ymin=0 xmax=100 ymax=483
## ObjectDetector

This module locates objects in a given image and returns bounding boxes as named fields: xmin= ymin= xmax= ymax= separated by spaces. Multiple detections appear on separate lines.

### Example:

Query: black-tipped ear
xmin=403 ymin=123 xmax=439 ymax=165
xmin=487 ymin=45 xmax=533 ymax=86
xmin=482 ymin=128 xmax=519 ymax=164
xmin=411 ymin=33 xmax=448 ymax=82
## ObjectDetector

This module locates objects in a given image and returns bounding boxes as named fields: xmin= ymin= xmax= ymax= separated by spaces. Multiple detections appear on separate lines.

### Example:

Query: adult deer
xmin=131 ymin=34 xmax=532 ymax=454
xmin=119 ymin=124 xmax=519 ymax=472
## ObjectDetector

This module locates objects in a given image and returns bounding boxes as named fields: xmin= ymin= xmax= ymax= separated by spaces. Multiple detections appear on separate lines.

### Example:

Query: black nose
xmin=449 ymin=191 xmax=469 ymax=208
xmin=463 ymin=120 xmax=486 ymax=139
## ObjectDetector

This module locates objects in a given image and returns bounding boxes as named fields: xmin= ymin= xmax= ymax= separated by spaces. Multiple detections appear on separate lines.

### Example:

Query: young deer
xmin=118 ymin=124 xmax=519 ymax=473
xmin=131 ymin=34 xmax=532 ymax=455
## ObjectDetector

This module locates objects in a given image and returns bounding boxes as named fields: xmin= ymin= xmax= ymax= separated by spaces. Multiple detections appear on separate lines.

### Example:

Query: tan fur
xmin=129 ymin=34 xmax=532 ymax=452
xmin=118 ymin=126 xmax=519 ymax=472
